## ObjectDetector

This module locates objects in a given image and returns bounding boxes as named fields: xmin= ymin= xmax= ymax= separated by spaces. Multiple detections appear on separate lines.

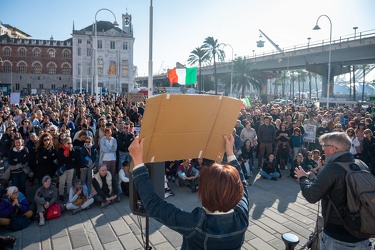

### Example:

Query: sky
xmin=1 ymin=0 xmax=375 ymax=77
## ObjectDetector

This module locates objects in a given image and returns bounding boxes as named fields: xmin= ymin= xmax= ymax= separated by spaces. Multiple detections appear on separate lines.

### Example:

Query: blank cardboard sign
xmin=138 ymin=94 xmax=242 ymax=163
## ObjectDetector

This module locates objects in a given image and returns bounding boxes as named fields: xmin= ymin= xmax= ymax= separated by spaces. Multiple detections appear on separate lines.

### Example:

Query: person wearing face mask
xmin=79 ymin=136 xmax=97 ymax=189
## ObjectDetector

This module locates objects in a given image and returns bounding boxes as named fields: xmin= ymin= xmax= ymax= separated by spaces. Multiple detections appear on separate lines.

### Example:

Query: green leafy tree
xmin=231 ymin=56 xmax=263 ymax=98
xmin=203 ymin=36 xmax=225 ymax=95
xmin=187 ymin=46 xmax=209 ymax=93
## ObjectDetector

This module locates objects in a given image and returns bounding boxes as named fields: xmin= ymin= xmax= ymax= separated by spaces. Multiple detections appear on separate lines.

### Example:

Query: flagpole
xmin=147 ymin=0 xmax=153 ymax=97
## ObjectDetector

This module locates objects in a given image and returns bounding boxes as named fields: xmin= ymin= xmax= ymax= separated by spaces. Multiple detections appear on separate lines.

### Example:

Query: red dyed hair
xmin=198 ymin=163 xmax=243 ymax=212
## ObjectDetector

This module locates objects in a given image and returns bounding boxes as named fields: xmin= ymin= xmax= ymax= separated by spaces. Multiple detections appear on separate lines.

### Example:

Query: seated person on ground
xmin=34 ymin=175 xmax=61 ymax=226
xmin=260 ymin=153 xmax=281 ymax=181
xmin=176 ymin=159 xmax=199 ymax=192
xmin=0 ymin=186 xmax=33 ymax=227
xmin=66 ymin=179 xmax=94 ymax=215
xmin=119 ymin=161 xmax=130 ymax=196
xmin=91 ymin=165 xmax=119 ymax=208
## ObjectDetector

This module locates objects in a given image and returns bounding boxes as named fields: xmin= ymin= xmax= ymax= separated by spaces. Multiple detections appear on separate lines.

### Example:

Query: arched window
xmin=18 ymin=63 xmax=27 ymax=74
xmin=3 ymin=47 xmax=11 ymax=56
xmin=48 ymin=49 xmax=56 ymax=58
xmin=32 ymin=62 xmax=42 ymax=74
xmin=47 ymin=63 xmax=57 ymax=74
xmin=62 ymin=63 xmax=71 ymax=75
xmin=33 ymin=48 xmax=41 ymax=57
xmin=18 ymin=48 xmax=27 ymax=57
xmin=63 ymin=49 xmax=71 ymax=59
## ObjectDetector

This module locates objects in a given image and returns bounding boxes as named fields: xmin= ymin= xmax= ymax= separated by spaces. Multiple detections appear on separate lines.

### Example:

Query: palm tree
xmin=290 ymin=71 xmax=297 ymax=100
xmin=232 ymin=56 xmax=263 ymax=98
xmin=203 ymin=36 xmax=225 ymax=95
xmin=187 ymin=46 xmax=209 ymax=93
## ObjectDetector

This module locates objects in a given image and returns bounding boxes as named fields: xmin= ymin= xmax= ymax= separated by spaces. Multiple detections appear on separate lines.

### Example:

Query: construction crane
xmin=258 ymin=29 xmax=284 ymax=54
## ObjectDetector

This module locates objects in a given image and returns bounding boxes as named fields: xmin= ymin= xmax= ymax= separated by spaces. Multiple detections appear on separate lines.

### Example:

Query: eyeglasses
xmin=44 ymin=138 xmax=50 ymax=142
xmin=322 ymin=144 xmax=337 ymax=149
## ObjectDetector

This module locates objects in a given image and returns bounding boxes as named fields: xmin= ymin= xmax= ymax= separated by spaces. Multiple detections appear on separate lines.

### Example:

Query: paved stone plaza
xmin=1 ymin=164 xmax=374 ymax=249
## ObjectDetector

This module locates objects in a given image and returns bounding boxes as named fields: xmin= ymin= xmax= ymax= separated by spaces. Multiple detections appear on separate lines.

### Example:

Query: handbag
xmin=73 ymin=196 xmax=87 ymax=206
xmin=45 ymin=203 xmax=61 ymax=220
xmin=300 ymin=201 xmax=322 ymax=250
xmin=10 ymin=214 xmax=30 ymax=231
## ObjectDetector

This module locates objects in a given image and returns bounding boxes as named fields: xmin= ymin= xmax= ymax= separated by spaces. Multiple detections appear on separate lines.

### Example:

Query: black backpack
xmin=327 ymin=159 xmax=375 ymax=238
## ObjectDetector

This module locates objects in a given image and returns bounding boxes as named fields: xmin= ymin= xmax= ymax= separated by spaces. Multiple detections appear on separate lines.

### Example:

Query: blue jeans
xmin=260 ymin=170 xmax=280 ymax=180
xmin=11 ymin=172 xmax=27 ymax=194
xmin=320 ymin=232 xmax=371 ymax=250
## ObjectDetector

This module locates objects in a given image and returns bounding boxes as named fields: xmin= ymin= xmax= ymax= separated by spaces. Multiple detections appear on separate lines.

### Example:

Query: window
xmin=18 ymin=48 xmax=26 ymax=57
xmin=78 ymin=39 xmax=82 ymax=44
xmin=3 ymin=64 xmax=12 ymax=73
xmin=15 ymin=83 xmax=20 ymax=91
xmin=63 ymin=49 xmax=71 ymax=59
xmin=78 ymin=63 xmax=81 ymax=75
xmin=39 ymin=84 xmax=43 ymax=89
xmin=87 ymin=40 xmax=91 ymax=45
xmin=62 ymin=64 xmax=71 ymax=75
xmin=47 ymin=64 xmax=56 ymax=74
xmin=33 ymin=48 xmax=41 ymax=57
xmin=63 ymin=84 xmax=67 ymax=89
xmin=110 ymin=41 xmax=115 ymax=49
xmin=87 ymin=65 xmax=91 ymax=75
xmin=122 ymin=42 xmax=128 ymax=50
xmin=78 ymin=47 xmax=82 ymax=56
xmin=18 ymin=64 xmax=27 ymax=74
xmin=122 ymin=60 xmax=129 ymax=76
xmin=97 ymin=58 xmax=103 ymax=76
xmin=97 ymin=40 xmax=102 ymax=49
xmin=51 ymin=84 xmax=56 ymax=89
xmin=32 ymin=63 xmax=42 ymax=74
xmin=48 ymin=49 xmax=56 ymax=58
xmin=27 ymin=83 xmax=31 ymax=89
xmin=4 ymin=47 xmax=11 ymax=56
xmin=86 ymin=48 xmax=91 ymax=56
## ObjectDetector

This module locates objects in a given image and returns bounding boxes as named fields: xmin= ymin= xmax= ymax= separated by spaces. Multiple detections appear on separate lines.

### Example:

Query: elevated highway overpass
xmin=136 ymin=30 xmax=375 ymax=95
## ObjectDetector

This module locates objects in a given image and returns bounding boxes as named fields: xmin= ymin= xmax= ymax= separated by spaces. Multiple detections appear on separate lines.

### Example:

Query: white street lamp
xmin=313 ymin=15 xmax=332 ymax=109
xmin=223 ymin=43 xmax=233 ymax=97
xmin=94 ymin=8 xmax=119 ymax=96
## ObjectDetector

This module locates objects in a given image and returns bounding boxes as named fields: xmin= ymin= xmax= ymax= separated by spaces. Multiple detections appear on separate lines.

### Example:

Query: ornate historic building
xmin=0 ymin=35 xmax=72 ymax=94
xmin=0 ymin=10 xmax=134 ymax=95
xmin=72 ymin=12 xmax=135 ymax=94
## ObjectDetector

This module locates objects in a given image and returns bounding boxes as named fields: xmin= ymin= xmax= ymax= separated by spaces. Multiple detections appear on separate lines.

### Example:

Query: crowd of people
xmin=0 ymin=92 xmax=374 ymax=238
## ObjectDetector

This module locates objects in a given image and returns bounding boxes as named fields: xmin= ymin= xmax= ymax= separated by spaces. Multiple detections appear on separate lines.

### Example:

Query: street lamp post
xmin=223 ymin=43 xmax=233 ymax=97
xmin=94 ymin=8 xmax=118 ymax=96
xmin=313 ymin=14 xmax=332 ymax=109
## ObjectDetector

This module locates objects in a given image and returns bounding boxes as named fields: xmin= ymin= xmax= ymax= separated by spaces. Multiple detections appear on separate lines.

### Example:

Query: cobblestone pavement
xmin=1 ymin=160 xmax=373 ymax=249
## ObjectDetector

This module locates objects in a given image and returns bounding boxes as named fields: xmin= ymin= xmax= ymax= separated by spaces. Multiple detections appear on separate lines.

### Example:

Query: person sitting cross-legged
xmin=0 ymin=186 xmax=33 ymax=228
xmin=91 ymin=165 xmax=119 ymax=208
xmin=260 ymin=153 xmax=281 ymax=181
xmin=176 ymin=159 xmax=199 ymax=192
xmin=66 ymin=179 xmax=94 ymax=215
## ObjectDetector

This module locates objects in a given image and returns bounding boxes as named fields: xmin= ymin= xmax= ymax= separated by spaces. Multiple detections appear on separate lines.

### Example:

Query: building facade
xmin=72 ymin=12 xmax=135 ymax=94
xmin=0 ymin=35 xmax=73 ymax=94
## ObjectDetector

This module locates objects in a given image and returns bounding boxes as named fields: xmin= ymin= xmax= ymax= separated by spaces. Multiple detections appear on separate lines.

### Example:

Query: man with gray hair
xmin=294 ymin=132 xmax=371 ymax=249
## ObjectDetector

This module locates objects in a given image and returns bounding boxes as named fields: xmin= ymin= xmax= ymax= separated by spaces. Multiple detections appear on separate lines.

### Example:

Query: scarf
xmin=62 ymin=145 xmax=70 ymax=157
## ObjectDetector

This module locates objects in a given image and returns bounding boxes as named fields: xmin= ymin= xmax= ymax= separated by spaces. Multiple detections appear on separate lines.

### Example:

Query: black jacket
xmin=117 ymin=131 xmax=134 ymax=152
xmin=299 ymin=152 xmax=367 ymax=242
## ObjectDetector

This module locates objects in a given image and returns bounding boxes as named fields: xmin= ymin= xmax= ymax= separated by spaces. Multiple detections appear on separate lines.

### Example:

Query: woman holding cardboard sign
xmin=129 ymin=134 xmax=249 ymax=249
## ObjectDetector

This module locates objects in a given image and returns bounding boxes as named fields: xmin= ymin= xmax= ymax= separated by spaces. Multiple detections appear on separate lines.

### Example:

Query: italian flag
xmin=241 ymin=97 xmax=252 ymax=109
xmin=168 ymin=67 xmax=197 ymax=85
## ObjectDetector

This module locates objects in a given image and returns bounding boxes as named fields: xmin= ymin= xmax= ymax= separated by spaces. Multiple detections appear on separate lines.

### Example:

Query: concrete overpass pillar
xmin=306 ymin=63 xmax=350 ymax=98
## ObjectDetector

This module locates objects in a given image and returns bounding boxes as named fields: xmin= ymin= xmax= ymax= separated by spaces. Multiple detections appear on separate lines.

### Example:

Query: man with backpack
xmin=294 ymin=132 xmax=373 ymax=249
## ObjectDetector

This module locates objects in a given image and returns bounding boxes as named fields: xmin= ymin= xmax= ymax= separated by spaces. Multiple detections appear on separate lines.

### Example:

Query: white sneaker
xmin=39 ymin=217 xmax=45 ymax=226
